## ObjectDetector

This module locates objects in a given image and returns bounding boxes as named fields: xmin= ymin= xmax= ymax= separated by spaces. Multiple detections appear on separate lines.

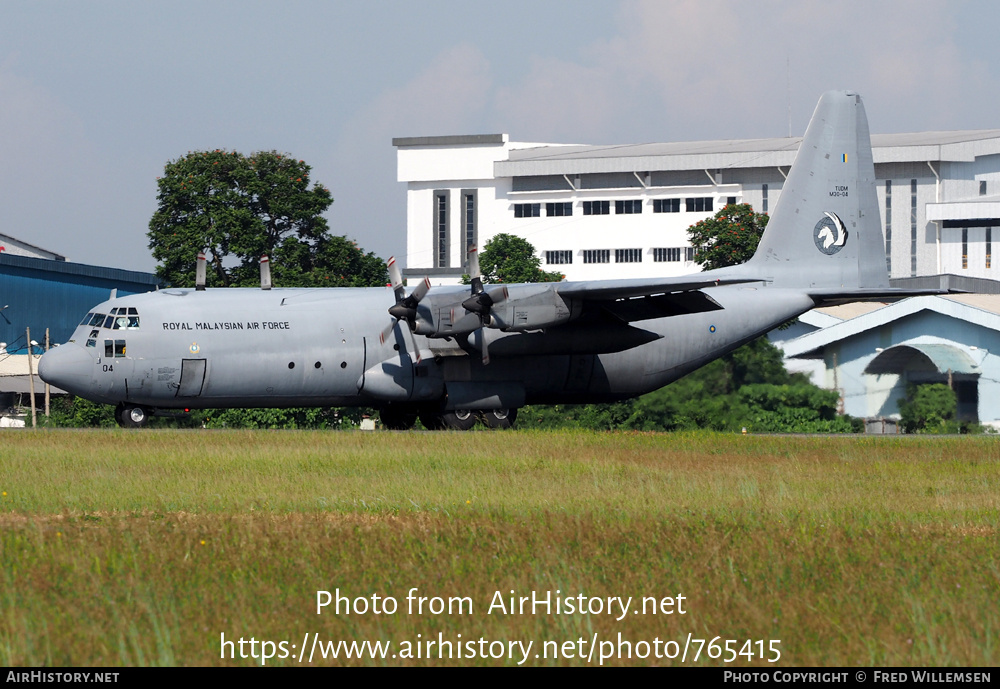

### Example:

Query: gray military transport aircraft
xmin=39 ymin=91 xmax=931 ymax=430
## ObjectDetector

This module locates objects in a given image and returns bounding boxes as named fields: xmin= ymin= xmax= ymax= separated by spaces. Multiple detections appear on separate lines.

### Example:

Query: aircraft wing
xmin=555 ymin=276 xmax=758 ymax=301
xmin=546 ymin=275 xmax=761 ymax=324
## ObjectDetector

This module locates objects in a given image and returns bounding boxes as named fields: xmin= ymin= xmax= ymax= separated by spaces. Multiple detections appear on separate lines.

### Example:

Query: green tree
xmin=466 ymin=233 xmax=563 ymax=284
xmin=898 ymin=383 xmax=958 ymax=434
xmin=148 ymin=149 xmax=386 ymax=288
xmin=687 ymin=203 xmax=769 ymax=271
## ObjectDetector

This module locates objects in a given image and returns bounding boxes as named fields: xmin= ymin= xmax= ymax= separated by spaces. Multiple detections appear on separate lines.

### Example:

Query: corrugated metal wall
xmin=0 ymin=254 xmax=160 ymax=353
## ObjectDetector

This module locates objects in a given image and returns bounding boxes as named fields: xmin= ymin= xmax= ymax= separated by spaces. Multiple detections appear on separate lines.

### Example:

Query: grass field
xmin=0 ymin=429 xmax=997 ymax=666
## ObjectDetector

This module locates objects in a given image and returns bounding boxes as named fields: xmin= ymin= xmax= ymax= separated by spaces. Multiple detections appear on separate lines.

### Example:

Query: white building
xmin=394 ymin=130 xmax=1000 ymax=286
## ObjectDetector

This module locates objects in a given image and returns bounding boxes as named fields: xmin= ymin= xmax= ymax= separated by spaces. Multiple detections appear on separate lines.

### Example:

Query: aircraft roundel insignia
xmin=813 ymin=212 xmax=848 ymax=255
xmin=190 ymin=342 xmax=200 ymax=354
xmin=709 ymin=325 xmax=716 ymax=333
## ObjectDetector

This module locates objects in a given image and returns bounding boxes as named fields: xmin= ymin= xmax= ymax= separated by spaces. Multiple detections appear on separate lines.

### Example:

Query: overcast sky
xmin=3 ymin=0 xmax=1000 ymax=273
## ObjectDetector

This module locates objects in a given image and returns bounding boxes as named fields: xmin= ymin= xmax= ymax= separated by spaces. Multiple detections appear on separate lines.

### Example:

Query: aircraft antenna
xmin=260 ymin=255 xmax=272 ymax=290
xmin=196 ymin=251 xmax=207 ymax=291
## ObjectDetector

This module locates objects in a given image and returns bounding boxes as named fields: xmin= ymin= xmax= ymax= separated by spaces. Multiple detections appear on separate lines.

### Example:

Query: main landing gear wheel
xmin=420 ymin=409 xmax=477 ymax=431
xmin=379 ymin=406 xmax=417 ymax=430
xmin=441 ymin=409 xmax=478 ymax=431
xmin=116 ymin=403 xmax=151 ymax=428
xmin=481 ymin=408 xmax=518 ymax=430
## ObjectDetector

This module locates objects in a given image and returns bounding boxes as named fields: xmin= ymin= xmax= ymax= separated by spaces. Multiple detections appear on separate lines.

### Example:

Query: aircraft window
xmin=128 ymin=308 xmax=138 ymax=315
xmin=89 ymin=313 xmax=106 ymax=327
xmin=103 ymin=315 xmax=114 ymax=329
xmin=113 ymin=316 xmax=129 ymax=330
xmin=86 ymin=339 xmax=96 ymax=348
xmin=127 ymin=316 xmax=140 ymax=329
xmin=115 ymin=340 xmax=126 ymax=357
xmin=89 ymin=330 xmax=99 ymax=339
xmin=111 ymin=307 xmax=120 ymax=315
xmin=80 ymin=313 xmax=95 ymax=326
xmin=104 ymin=340 xmax=114 ymax=358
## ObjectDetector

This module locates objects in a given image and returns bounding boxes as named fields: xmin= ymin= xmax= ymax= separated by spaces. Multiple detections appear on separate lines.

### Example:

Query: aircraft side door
xmin=176 ymin=359 xmax=207 ymax=397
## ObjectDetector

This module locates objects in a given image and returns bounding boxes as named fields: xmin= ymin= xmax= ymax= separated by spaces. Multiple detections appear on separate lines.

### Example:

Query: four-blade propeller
xmin=380 ymin=256 xmax=431 ymax=363
xmin=454 ymin=246 xmax=507 ymax=365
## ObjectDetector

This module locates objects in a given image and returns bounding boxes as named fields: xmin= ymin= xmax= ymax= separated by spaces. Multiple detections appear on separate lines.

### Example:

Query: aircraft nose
xmin=38 ymin=344 xmax=93 ymax=395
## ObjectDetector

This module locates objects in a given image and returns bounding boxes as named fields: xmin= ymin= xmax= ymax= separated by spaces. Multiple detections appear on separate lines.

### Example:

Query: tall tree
xmin=148 ymin=149 xmax=386 ymax=288
xmin=686 ymin=202 xmax=769 ymax=271
xmin=467 ymin=233 xmax=563 ymax=284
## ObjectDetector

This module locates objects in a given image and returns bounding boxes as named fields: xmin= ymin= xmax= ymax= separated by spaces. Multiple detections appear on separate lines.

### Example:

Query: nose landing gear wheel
xmin=115 ymin=403 xmax=150 ymax=428
xmin=481 ymin=408 xmax=518 ymax=429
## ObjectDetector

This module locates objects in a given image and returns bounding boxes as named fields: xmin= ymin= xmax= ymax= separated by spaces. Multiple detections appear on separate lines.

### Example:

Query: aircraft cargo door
xmin=176 ymin=359 xmax=207 ymax=397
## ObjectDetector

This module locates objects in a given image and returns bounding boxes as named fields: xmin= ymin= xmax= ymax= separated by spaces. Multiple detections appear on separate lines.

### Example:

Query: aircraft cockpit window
xmin=86 ymin=339 xmax=96 ymax=348
xmin=103 ymin=315 xmax=114 ymax=329
xmin=104 ymin=340 xmax=114 ymax=358
xmin=89 ymin=313 xmax=106 ymax=327
xmin=114 ymin=340 xmax=126 ymax=357
xmin=106 ymin=307 xmax=140 ymax=329
xmin=80 ymin=313 xmax=95 ymax=326
xmin=89 ymin=330 xmax=99 ymax=339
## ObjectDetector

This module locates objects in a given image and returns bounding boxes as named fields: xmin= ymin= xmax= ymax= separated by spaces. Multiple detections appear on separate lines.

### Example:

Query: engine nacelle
xmin=412 ymin=284 xmax=580 ymax=337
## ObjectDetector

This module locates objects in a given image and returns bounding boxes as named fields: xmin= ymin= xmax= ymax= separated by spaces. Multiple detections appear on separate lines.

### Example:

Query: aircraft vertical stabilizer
xmin=742 ymin=91 xmax=888 ymax=291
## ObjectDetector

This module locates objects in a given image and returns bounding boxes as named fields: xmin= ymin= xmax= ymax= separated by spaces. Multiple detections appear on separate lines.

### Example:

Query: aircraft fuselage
xmin=40 ymin=282 xmax=813 ymax=412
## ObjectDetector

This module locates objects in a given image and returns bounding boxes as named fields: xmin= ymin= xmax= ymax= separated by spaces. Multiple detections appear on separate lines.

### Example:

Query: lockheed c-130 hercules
xmin=39 ymin=91 xmax=934 ymax=430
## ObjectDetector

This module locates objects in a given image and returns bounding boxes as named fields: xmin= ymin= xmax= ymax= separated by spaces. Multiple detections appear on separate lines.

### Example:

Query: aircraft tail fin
xmin=740 ymin=91 xmax=888 ymax=291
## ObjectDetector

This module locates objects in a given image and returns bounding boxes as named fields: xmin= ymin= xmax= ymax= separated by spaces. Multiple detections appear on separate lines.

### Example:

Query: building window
xmin=513 ymin=203 xmax=540 ymax=218
xmin=583 ymin=201 xmax=610 ymax=215
xmin=885 ymin=180 xmax=892 ymax=274
xmin=653 ymin=198 xmax=681 ymax=213
xmin=910 ymin=179 xmax=917 ymax=276
xmin=762 ymin=184 xmax=768 ymax=213
xmin=685 ymin=247 xmax=698 ymax=262
xmin=987 ymin=227 xmax=992 ymax=269
xmin=545 ymin=250 xmax=573 ymax=265
xmin=686 ymin=197 xmax=713 ymax=212
xmin=962 ymin=227 xmax=968 ymax=269
xmin=653 ymin=247 xmax=682 ymax=262
xmin=615 ymin=200 xmax=642 ymax=214
xmin=462 ymin=190 xmax=477 ymax=262
xmin=546 ymin=202 xmax=573 ymax=217
xmin=582 ymin=249 xmax=610 ymax=264
xmin=726 ymin=196 xmax=737 ymax=206
xmin=981 ymin=180 xmax=988 ymax=196
xmin=615 ymin=248 xmax=642 ymax=263
xmin=434 ymin=191 xmax=448 ymax=268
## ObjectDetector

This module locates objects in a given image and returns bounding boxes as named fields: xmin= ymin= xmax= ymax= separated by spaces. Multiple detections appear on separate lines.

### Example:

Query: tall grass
xmin=0 ymin=430 xmax=997 ymax=666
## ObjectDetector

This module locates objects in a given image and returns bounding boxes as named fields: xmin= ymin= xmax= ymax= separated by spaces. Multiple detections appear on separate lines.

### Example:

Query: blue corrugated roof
xmin=0 ymin=255 xmax=161 ymax=354
xmin=0 ymin=253 xmax=160 ymax=285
